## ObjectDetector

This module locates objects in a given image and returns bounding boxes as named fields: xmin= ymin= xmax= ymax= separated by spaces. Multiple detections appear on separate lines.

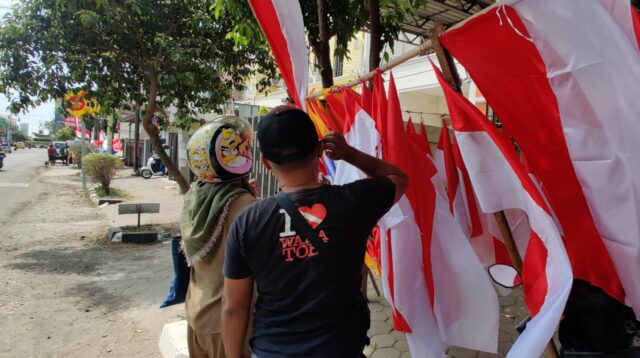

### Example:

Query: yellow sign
xmin=64 ymin=90 xmax=87 ymax=117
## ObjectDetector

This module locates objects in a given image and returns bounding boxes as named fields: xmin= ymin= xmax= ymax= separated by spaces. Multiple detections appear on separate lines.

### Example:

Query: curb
xmin=88 ymin=188 xmax=123 ymax=207
xmin=158 ymin=320 xmax=189 ymax=358
xmin=88 ymin=188 xmax=101 ymax=206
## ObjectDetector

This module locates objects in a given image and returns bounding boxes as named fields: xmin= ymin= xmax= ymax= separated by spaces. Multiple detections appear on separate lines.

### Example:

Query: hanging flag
xmin=418 ymin=122 xmax=432 ymax=157
xmin=383 ymin=71 xmax=499 ymax=355
xmin=441 ymin=0 xmax=639 ymax=315
xmin=405 ymin=117 xmax=430 ymax=158
xmin=433 ymin=116 xmax=517 ymax=269
xmin=433 ymin=61 xmax=573 ymax=358
xmin=248 ymin=0 xmax=308 ymax=110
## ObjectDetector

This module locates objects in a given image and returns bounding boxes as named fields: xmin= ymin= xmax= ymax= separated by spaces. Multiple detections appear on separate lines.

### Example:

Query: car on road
xmin=53 ymin=141 xmax=69 ymax=163
xmin=1 ymin=143 xmax=11 ymax=153
xmin=15 ymin=142 xmax=25 ymax=149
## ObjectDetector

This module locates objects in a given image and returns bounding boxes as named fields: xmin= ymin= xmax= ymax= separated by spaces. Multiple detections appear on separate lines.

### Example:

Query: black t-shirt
xmin=224 ymin=178 xmax=395 ymax=358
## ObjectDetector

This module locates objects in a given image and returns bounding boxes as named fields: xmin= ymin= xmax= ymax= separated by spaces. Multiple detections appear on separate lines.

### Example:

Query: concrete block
xmin=159 ymin=320 xmax=189 ymax=358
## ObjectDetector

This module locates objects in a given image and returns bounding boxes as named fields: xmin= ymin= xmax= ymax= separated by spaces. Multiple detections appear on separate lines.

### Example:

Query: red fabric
xmin=339 ymin=87 xmax=362 ymax=133
xmin=452 ymin=136 xmax=483 ymax=238
xmin=440 ymin=8 xmax=625 ymax=303
xmin=248 ymin=1 xmax=303 ymax=109
xmin=433 ymin=60 xmax=551 ymax=316
xmin=371 ymin=73 xmax=387 ymax=142
xmin=492 ymin=237 xmax=512 ymax=266
xmin=360 ymin=82 xmax=372 ymax=115
xmin=324 ymin=92 xmax=347 ymax=131
xmin=438 ymin=120 xmax=459 ymax=213
xmin=309 ymin=100 xmax=339 ymax=133
xmin=47 ymin=147 xmax=55 ymax=156
xmin=418 ymin=122 xmax=432 ymax=157
xmin=632 ymin=7 xmax=640 ymax=49
xmin=405 ymin=117 xmax=430 ymax=158
xmin=522 ymin=232 xmax=549 ymax=317
xmin=386 ymin=72 xmax=437 ymax=309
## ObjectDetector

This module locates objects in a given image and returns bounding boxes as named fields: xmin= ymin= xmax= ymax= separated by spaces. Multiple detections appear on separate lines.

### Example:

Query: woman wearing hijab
xmin=181 ymin=117 xmax=257 ymax=358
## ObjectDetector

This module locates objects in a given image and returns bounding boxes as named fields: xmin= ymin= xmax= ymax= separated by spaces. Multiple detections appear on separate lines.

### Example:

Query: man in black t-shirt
xmin=222 ymin=106 xmax=408 ymax=358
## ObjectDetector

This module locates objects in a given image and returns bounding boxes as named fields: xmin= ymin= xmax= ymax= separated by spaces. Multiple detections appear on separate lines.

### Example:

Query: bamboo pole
xmin=430 ymin=20 xmax=559 ymax=358
xmin=306 ymin=39 xmax=433 ymax=99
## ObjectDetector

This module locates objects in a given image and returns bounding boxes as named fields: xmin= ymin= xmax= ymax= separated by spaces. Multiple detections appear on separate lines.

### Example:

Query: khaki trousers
xmin=187 ymin=325 xmax=225 ymax=358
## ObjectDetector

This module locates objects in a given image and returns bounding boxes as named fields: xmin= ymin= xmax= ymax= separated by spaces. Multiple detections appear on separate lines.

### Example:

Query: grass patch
xmin=95 ymin=186 xmax=127 ymax=198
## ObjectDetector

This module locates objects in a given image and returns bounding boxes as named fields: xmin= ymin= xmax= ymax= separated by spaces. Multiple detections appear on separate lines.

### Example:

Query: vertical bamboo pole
xmin=430 ymin=21 xmax=559 ymax=358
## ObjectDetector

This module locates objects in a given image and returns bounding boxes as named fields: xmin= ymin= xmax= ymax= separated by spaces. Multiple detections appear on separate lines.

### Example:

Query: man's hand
xmin=323 ymin=131 xmax=408 ymax=204
xmin=321 ymin=131 xmax=355 ymax=161
xmin=248 ymin=178 xmax=261 ymax=198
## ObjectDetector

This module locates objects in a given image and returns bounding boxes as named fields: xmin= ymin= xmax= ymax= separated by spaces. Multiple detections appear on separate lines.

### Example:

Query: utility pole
xmin=80 ymin=118 xmax=87 ymax=190
xmin=133 ymin=105 xmax=141 ymax=173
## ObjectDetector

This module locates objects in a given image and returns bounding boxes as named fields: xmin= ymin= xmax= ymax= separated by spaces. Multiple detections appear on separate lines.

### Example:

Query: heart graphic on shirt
xmin=298 ymin=204 xmax=327 ymax=229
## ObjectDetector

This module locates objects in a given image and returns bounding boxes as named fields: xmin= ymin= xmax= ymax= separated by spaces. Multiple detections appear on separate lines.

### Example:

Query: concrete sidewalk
xmin=102 ymin=168 xmax=183 ymax=232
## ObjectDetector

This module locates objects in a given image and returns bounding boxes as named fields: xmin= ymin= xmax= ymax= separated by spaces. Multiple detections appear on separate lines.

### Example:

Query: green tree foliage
xmin=55 ymin=126 xmax=75 ymax=141
xmin=0 ymin=120 xmax=28 ymax=141
xmin=83 ymin=153 xmax=123 ymax=195
xmin=216 ymin=0 xmax=424 ymax=88
xmin=0 ymin=0 xmax=277 ymax=192
xmin=44 ymin=120 xmax=64 ymax=136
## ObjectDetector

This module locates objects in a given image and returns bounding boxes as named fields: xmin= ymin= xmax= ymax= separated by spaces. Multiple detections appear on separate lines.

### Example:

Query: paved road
xmin=0 ymin=148 xmax=46 ymax=217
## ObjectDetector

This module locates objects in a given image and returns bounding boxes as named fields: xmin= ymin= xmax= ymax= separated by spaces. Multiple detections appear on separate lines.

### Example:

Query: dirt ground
xmin=0 ymin=166 xmax=183 ymax=357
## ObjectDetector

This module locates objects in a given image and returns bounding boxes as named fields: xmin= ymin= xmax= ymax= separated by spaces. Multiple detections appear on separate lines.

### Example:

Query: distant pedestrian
xmin=47 ymin=145 xmax=55 ymax=166
xmin=181 ymin=116 xmax=257 ymax=358
xmin=61 ymin=144 xmax=69 ymax=165
xmin=221 ymin=106 xmax=408 ymax=358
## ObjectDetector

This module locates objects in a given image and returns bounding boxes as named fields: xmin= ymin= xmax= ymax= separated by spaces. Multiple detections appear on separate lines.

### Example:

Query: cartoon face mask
xmin=187 ymin=116 xmax=254 ymax=182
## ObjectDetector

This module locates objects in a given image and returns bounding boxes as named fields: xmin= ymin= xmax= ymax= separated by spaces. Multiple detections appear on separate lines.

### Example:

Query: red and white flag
xmin=433 ymin=62 xmax=573 ymax=358
xmin=332 ymin=75 xmax=499 ymax=356
xmin=248 ymin=0 xmax=308 ymax=110
xmin=382 ymin=72 xmax=499 ymax=356
xmin=441 ymin=0 xmax=640 ymax=315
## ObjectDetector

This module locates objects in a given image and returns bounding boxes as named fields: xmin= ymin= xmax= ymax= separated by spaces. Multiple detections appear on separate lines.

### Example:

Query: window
xmin=333 ymin=53 xmax=343 ymax=77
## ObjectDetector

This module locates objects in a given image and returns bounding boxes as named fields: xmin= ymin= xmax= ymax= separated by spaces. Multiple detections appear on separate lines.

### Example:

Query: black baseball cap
xmin=258 ymin=106 xmax=319 ymax=165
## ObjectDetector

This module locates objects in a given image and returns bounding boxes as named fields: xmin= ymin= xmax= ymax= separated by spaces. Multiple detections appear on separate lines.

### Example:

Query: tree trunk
xmin=141 ymin=69 xmax=190 ymax=193
xmin=316 ymin=0 xmax=334 ymax=88
xmin=368 ymin=0 xmax=382 ymax=71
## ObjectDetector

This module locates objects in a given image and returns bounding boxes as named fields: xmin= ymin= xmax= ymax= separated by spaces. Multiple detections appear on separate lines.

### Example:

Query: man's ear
xmin=261 ymin=157 xmax=272 ymax=171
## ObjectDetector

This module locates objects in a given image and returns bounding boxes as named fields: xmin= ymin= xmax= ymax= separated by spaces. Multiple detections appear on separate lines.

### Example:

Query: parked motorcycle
xmin=140 ymin=155 xmax=166 ymax=179
xmin=488 ymin=264 xmax=640 ymax=357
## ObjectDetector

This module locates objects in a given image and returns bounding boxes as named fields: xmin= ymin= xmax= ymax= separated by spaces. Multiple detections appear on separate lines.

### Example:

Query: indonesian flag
xmin=331 ymin=77 xmax=499 ymax=356
xmin=405 ymin=117 xmax=431 ymax=158
xmin=441 ymin=0 xmax=640 ymax=315
xmin=248 ymin=0 xmax=308 ymax=110
xmin=433 ymin=62 xmax=573 ymax=358
xmin=382 ymin=72 xmax=499 ymax=356
xmin=433 ymin=118 xmax=520 ymax=270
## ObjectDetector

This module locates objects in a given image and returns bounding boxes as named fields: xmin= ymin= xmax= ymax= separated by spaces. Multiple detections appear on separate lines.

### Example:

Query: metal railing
xmin=247 ymin=116 xmax=280 ymax=198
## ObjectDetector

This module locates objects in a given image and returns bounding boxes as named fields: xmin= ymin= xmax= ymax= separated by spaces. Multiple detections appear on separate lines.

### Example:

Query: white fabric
xmin=382 ymin=196 xmax=446 ymax=358
xmin=456 ymin=131 xmax=573 ymax=358
xmin=334 ymin=109 xmax=446 ymax=358
xmin=509 ymin=0 xmax=640 ymax=316
xmin=430 ymin=173 xmax=500 ymax=353
xmin=599 ymin=0 xmax=640 ymax=51
xmin=272 ymin=0 xmax=308 ymax=110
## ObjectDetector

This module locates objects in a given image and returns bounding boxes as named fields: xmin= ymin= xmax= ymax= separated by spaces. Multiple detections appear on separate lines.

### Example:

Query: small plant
xmin=83 ymin=153 xmax=123 ymax=195
xmin=94 ymin=186 xmax=126 ymax=198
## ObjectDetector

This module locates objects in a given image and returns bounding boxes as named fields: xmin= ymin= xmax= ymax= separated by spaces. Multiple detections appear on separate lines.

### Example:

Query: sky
xmin=0 ymin=0 xmax=56 ymax=135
